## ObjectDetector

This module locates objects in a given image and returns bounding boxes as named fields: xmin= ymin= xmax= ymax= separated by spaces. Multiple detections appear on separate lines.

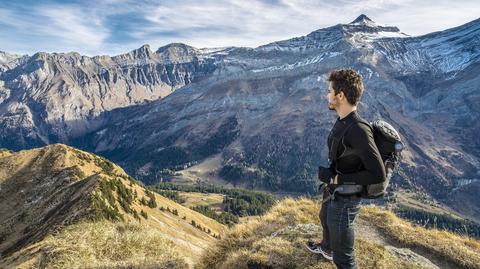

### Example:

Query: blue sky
xmin=0 ymin=0 xmax=479 ymax=56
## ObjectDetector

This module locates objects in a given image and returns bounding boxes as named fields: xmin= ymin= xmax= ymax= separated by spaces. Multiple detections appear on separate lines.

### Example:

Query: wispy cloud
xmin=0 ymin=0 xmax=478 ymax=56
xmin=0 ymin=2 xmax=109 ymax=55
xmin=36 ymin=5 xmax=108 ymax=49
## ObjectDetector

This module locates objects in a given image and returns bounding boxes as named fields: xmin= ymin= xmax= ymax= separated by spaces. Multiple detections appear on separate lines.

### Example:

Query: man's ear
xmin=337 ymin=90 xmax=345 ymax=100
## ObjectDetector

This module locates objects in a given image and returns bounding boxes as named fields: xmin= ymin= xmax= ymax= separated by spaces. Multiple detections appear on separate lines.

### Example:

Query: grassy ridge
xmin=197 ymin=198 xmax=480 ymax=269
xmin=197 ymin=198 xmax=417 ymax=269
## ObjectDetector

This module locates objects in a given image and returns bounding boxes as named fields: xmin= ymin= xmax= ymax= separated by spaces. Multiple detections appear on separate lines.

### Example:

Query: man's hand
xmin=332 ymin=174 xmax=339 ymax=184
xmin=318 ymin=166 xmax=335 ymax=184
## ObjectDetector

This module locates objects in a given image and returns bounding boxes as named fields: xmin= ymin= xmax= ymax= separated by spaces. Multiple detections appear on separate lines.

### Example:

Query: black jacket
xmin=327 ymin=110 xmax=386 ymax=185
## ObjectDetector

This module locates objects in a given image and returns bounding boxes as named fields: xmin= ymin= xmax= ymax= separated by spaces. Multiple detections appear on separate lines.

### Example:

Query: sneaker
xmin=306 ymin=241 xmax=333 ymax=261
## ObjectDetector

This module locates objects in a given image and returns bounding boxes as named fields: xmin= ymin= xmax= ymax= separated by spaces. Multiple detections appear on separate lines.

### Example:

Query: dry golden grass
xmin=196 ymin=198 xmax=426 ymax=269
xmin=0 ymin=144 xmax=226 ymax=269
xmin=394 ymin=191 xmax=465 ymax=219
xmin=5 ymin=144 xmax=478 ymax=269
xmin=38 ymin=221 xmax=189 ymax=269
xmin=360 ymin=206 xmax=480 ymax=269
xmin=179 ymin=191 xmax=225 ymax=210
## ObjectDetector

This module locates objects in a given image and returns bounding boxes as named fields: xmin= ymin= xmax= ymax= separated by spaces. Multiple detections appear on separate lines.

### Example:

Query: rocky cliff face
xmin=0 ymin=43 xmax=218 ymax=148
xmin=1 ymin=15 xmax=479 ymax=221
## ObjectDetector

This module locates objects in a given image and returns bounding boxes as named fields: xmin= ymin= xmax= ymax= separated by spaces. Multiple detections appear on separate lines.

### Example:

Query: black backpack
xmin=331 ymin=118 xmax=404 ymax=198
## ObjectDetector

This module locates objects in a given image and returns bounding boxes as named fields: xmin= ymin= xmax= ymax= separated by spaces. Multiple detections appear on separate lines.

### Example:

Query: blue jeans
xmin=319 ymin=191 xmax=361 ymax=269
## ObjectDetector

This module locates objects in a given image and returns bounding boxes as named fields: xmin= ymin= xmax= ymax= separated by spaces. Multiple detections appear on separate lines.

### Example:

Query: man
xmin=306 ymin=69 xmax=386 ymax=269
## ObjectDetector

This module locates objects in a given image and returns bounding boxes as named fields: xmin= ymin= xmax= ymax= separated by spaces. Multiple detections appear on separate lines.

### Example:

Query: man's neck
xmin=337 ymin=105 xmax=356 ymax=120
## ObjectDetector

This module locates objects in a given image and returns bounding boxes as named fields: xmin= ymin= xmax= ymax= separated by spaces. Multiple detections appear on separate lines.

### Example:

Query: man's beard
xmin=328 ymin=102 xmax=336 ymax=111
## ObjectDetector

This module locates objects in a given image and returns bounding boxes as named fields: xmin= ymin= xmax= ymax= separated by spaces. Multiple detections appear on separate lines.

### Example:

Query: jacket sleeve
xmin=337 ymin=123 xmax=386 ymax=185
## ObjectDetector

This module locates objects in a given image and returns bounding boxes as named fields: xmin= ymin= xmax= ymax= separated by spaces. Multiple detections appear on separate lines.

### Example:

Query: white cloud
xmin=136 ymin=0 xmax=480 ymax=50
xmin=369 ymin=0 xmax=480 ymax=36
xmin=36 ymin=5 xmax=109 ymax=49
xmin=0 ymin=4 xmax=109 ymax=55
xmin=0 ymin=0 xmax=479 ymax=55
xmin=137 ymin=0 xmax=340 ymax=48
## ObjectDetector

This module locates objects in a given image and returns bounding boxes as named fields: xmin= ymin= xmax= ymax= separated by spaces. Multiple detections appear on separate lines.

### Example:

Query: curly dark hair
xmin=327 ymin=69 xmax=364 ymax=105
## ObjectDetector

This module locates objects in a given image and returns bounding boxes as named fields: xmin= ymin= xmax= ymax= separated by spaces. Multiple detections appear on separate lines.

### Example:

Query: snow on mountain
xmin=0 ymin=51 xmax=28 ymax=72
xmin=373 ymin=17 xmax=480 ymax=74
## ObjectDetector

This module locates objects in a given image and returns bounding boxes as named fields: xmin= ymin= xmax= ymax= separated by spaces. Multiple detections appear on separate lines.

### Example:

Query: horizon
xmin=1 ymin=0 xmax=479 ymax=57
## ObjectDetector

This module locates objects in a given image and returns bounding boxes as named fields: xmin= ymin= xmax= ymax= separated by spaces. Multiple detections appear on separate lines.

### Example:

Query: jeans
xmin=319 ymin=190 xmax=361 ymax=269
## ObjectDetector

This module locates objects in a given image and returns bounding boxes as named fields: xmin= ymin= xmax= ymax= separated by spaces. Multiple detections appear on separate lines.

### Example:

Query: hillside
xmin=198 ymin=198 xmax=480 ymax=269
xmin=1 ymin=145 xmax=478 ymax=268
xmin=0 ymin=144 xmax=226 ymax=268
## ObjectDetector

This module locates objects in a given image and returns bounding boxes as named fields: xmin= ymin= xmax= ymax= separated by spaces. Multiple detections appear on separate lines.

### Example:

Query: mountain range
xmin=0 ymin=14 xmax=479 ymax=221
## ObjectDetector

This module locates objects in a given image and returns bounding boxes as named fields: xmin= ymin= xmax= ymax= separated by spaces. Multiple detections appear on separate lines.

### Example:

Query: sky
xmin=0 ymin=0 xmax=479 ymax=56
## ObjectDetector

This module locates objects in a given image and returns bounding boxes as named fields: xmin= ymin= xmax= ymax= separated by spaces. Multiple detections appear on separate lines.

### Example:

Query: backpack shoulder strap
xmin=329 ymin=120 xmax=357 ymax=166
xmin=356 ymin=118 xmax=371 ymax=130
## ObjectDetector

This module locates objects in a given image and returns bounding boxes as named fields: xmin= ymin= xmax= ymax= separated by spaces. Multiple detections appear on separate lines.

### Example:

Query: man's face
xmin=327 ymin=82 xmax=340 ymax=111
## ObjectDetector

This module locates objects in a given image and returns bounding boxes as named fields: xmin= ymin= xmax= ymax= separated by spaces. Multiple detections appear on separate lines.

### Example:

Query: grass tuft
xmin=38 ymin=221 xmax=188 ymax=269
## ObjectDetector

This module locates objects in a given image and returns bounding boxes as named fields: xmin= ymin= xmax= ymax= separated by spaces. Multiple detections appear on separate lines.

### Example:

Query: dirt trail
xmin=355 ymin=218 xmax=463 ymax=269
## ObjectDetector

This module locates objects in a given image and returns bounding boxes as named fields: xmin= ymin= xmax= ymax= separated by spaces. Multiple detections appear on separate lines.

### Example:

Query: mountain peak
xmin=139 ymin=44 xmax=151 ymax=50
xmin=342 ymin=14 xmax=405 ymax=36
xmin=0 ymin=51 xmax=26 ymax=64
xmin=155 ymin=43 xmax=199 ymax=63
xmin=155 ymin=43 xmax=196 ymax=54
xmin=130 ymin=44 xmax=153 ymax=57
xmin=350 ymin=14 xmax=376 ymax=26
